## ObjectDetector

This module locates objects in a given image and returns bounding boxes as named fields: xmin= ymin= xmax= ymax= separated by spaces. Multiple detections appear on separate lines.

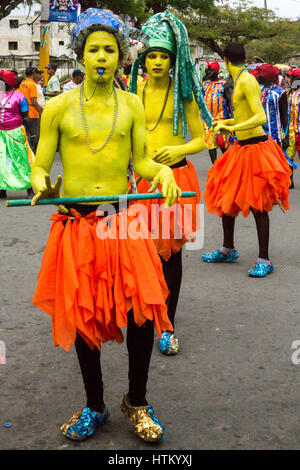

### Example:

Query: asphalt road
xmin=0 ymin=149 xmax=299 ymax=451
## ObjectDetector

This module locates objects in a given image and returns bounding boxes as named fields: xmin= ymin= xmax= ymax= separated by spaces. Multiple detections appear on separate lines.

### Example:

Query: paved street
xmin=0 ymin=149 xmax=299 ymax=451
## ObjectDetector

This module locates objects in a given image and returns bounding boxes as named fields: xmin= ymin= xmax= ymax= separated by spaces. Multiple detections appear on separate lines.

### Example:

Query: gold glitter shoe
xmin=60 ymin=406 xmax=109 ymax=441
xmin=120 ymin=394 xmax=165 ymax=443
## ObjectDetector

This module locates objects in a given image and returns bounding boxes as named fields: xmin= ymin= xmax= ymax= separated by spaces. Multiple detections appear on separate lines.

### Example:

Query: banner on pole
xmin=49 ymin=0 xmax=79 ymax=23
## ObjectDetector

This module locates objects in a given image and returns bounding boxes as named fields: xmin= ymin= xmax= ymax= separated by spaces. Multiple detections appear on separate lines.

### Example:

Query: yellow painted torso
xmin=232 ymin=71 xmax=266 ymax=141
xmin=43 ymin=86 xmax=135 ymax=199
xmin=137 ymin=80 xmax=187 ymax=165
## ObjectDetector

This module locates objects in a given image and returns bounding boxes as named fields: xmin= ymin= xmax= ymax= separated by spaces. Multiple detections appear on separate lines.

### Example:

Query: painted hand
xmin=213 ymin=122 xmax=234 ymax=135
xmin=31 ymin=174 xmax=68 ymax=214
xmin=153 ymin=146 xmax=183 ymax=165
xmin=149 ymin=166 xmax=182 ymax=208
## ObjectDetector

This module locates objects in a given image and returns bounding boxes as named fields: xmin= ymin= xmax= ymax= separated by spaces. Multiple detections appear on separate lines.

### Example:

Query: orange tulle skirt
xmin=203 ymin=137 xmax=291 ymax=218
xmin=32 ymin=208 xmax=172 ymax=351
xmin=133 ymin=160 xmax=201 ymax=261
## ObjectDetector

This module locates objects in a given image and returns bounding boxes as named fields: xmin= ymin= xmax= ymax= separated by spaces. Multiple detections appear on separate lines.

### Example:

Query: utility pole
xmin=264 ymin=0 xmax=268 ymax=9
xmin=39 ymin=0 xmax=50 ymax=85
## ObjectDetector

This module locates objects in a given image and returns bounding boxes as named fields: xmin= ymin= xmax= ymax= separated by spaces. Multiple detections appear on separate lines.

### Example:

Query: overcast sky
xmin=249 ymin=0 xmax=300 ymax=18
xmin=12 ymin=0 xmax=300 ymax=19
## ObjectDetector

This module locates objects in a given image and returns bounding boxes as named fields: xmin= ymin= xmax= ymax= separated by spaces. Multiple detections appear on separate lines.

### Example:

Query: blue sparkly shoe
xmin=159 ymin=331 xmax=179 ymax=355
xmin=248 ymin=262 xmax=274 ymax=278
xmin=202 ymin=249 xmax=239 ymax=263
xmin=60 ymin=406 xmax=109 ymax=441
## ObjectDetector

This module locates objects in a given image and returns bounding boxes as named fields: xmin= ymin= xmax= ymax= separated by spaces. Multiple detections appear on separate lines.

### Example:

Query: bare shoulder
xmin=240 ymin=71 xmax=259 ymax=90
xmin=43 ymin=88 xmax=79 ymax=121
xmin=43 ymin=91 xmax=68 ymax=116
xmin=122 ymin=89 xmax=144 ymax=111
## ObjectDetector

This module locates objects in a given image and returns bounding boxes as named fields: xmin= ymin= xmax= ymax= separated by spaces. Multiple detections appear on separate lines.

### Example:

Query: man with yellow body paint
xmin=30 ymin=9 xmax=182 ymax=443
xmin=129 ymin=12 xmax=212 ymax=355
xmin=202 ymin=43 xmax=291 ymax=277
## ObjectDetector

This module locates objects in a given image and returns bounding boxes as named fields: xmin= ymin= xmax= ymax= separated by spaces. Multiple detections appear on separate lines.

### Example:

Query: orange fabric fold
xmin=133 ymin=160 xmax=201 ymax=261
xmin=32 ymin=208 xmax=172 ymax=352
xmin=203 ymin=137 xmax=291 ymax=218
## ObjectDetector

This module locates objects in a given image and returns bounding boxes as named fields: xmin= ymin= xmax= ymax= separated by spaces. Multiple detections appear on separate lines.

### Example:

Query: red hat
xmin=0 ymin=70 xmax=18 ymax=87
xmin=250 ymin=69 xmax=259 ymax=79
xmin=289 ymin=68 xmax=300 ymax=78
xmin=256 ymin=64 xmax=279 ymax=81
xmin=206 ymin=60 xmax=220 ymax=74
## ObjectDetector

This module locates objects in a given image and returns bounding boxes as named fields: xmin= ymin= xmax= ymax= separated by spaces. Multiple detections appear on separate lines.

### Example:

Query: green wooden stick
xmin=6 ymin=192 xmax=196 ymax=207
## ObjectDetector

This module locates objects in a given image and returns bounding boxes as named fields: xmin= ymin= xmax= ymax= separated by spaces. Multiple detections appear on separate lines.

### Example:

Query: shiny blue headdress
xmin=71 ymin=8 xmax=132 ymax=65
xmin=129 ymin=11 xmax=213 ymax=137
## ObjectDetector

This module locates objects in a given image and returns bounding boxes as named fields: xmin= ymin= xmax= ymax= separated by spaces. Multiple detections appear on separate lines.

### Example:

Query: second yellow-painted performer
xmin=129 ymin=11 xmax=212 ymax=355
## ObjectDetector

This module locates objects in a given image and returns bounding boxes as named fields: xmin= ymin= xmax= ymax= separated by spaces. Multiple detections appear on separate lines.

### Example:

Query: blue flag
xmin=49 ymin=0 xmax=79 ymax=23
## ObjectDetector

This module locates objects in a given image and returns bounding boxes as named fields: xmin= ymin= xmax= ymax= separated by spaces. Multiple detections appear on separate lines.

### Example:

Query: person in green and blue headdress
xmin=129 ymin=11 xmax=212 ymax=356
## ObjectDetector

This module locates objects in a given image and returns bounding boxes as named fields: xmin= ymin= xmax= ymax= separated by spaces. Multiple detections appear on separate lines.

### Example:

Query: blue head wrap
xmin=71 ymin=8 xmax=131 ymax=64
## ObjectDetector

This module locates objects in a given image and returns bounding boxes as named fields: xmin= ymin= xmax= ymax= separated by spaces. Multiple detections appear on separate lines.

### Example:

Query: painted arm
xmin=131 ymin=95 xmax=181 ymax=207
xmin=214 ymin=75 xmax=267 ymax=134
xmin=30 ymin=99 xmax=63 ymax=206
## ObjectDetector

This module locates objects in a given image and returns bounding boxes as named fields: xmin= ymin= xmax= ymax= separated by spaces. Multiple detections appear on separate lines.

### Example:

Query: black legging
xmin=209 ymin=146 xmax=227 ymax=165
xmin=222 ymin=209 xmax=270 ymax=260
xmin=160 ymin=249 xmax=183 ymax=329
xmin=74 ymin=310 xmax=154 ymax=412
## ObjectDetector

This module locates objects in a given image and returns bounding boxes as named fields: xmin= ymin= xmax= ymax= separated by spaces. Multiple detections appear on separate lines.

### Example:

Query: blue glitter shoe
xmin=60 ymin=406 xmax=109 ymax=441
xmin=159 ymin=331 xmax=179 ymax=355
xmin=248 ymin=262 xmax=274 ymax=278
xmin=202 ymin=249 xmax=239 ymax=263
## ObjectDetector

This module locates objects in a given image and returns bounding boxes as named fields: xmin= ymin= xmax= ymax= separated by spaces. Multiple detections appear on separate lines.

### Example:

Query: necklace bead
xmin=142 ymin=78 xmax=172 ymax=132
xmin=79 ymin=83 xmax=118 ymax=153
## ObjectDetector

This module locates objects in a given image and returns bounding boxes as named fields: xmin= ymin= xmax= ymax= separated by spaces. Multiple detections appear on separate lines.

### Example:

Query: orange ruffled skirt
xmin=134 ymin=160 xmax=201 ymax=261
xmin=32 ymin=208 xmax=172 ymax=351
xmin=203 ymin=137 xmax=291 ymax=218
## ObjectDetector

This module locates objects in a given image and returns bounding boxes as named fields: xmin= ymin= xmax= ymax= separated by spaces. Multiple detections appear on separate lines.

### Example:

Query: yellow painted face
xmin=145 ymin=50 xmax=171 ymax=79
xmin=83 ymin=30 xmax=119 ymax=83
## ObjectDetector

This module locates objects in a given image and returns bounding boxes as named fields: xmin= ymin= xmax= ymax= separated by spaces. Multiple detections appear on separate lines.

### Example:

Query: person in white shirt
xmin=62 ymin=69 xmax=84 ymax=92
xmin=33 ymin=69 xmax=46 ymax=109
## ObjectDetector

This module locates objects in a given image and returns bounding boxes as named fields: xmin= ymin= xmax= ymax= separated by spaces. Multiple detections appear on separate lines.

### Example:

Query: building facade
xmin=0 ymin=14 xmax=76 ymax=76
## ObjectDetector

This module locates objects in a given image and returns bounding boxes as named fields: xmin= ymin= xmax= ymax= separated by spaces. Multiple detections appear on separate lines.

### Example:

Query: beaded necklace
xmin=79 ymin=83 xmax=119 ymax=153
xmin=142 ymin=77 xmax=172 ymax=132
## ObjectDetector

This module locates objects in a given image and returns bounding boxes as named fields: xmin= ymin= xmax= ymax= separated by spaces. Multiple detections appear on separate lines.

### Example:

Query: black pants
xmin=63 ymin=204 xmax=153 ymax=411
xmin=75 ymin=310 xmax=154 ymax=412
xmin=160 ymin=249 xmax=182 ymax=329
xmin=25 ymin=117 xmax=40 ymax=153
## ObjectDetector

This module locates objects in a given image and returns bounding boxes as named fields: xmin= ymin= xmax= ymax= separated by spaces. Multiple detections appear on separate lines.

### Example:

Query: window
xmin=33 ymin=42 xmax=40 ymax=52
xmin=59 ymin=41 xmax=64 ymax=46
xmin=9 ymin=20 xmax=19 ymax=29
xmin=8 ymin=42 xmax=18 ymax=51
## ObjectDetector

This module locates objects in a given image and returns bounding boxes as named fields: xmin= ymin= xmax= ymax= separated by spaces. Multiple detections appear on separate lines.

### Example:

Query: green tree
xmin=0 ymin=1 xmax=40 ymax=21
xmin=173 ymin=0 xmax=288 ymax=58
xmin=78 ymin=0 xmax=217 ymax=20
xmin=246 ymin=20 xmax=300 ymax=64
